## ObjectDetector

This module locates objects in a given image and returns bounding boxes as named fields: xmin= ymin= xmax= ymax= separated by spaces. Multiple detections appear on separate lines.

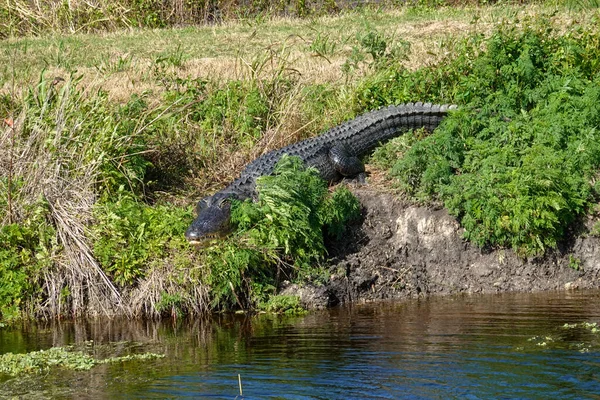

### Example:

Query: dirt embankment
xmin=282 ymin=189 xmax=600 ymax=308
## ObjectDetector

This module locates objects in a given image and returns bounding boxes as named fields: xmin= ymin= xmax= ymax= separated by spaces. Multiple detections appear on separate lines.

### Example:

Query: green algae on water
xmin=0 ymin=345 xmax=165 ymax=377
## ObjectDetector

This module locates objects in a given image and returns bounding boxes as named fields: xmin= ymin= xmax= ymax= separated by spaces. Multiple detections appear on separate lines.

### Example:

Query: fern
xmin=208 ymin=155 xmax=361 ymax=309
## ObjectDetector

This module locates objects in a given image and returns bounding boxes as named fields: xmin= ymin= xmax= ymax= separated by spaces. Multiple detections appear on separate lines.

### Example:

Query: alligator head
xmin=185 ymin=193 xmax=233 ymax=246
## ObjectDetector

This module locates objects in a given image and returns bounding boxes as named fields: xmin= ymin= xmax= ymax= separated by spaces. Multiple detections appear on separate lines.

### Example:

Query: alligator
xmin=185 ymin=102 xmax=457 ymax=245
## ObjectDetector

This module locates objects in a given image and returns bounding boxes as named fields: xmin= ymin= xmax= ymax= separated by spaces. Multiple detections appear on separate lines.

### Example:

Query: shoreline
xmin=282 ymin=188 xmax=600 ymax=309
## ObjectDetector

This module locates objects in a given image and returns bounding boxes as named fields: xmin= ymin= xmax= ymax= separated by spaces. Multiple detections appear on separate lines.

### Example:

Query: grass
xmin=1 ymin=5 xmax=572 ymax=100
xmin=1 ymin=2 xmax=600 ymax=320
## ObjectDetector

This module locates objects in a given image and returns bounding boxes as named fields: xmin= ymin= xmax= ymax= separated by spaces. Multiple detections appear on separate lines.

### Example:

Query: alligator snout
xmin=185 ymin=202 xmax=232 ymax=246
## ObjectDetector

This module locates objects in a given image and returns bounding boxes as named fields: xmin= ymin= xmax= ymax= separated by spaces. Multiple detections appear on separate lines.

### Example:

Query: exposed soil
xmin=281 ymin=188 xmax=600 ymax=308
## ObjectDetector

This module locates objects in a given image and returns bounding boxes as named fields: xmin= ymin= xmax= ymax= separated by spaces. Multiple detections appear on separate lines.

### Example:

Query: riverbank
xmin=283 ymin=187 xmax=600 ymax=308
xmin=2 ymin=3 xmax=600 ymax=321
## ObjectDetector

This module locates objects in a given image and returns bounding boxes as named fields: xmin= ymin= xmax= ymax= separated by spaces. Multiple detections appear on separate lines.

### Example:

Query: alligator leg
xmin=328 ymin=143 xmax=366 ymax=183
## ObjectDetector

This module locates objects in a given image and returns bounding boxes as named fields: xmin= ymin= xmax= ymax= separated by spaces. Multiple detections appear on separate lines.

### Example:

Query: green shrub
xmin=91 ymin=193 xmax=193 ymax=286
xmin=0 ymin=201 xmax=54 ymax=321
xmin=383 ymin=19 xmax=600 ymax=255
xmin=205 ymin=156 xmax=361 ymax=309
xmin=259 ymin=294 xmax=307 ymax=315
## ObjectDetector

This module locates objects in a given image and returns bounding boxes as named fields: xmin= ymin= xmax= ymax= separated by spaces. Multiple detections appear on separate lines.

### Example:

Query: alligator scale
xmin=185 ymin=102 xmax=457 ymax=244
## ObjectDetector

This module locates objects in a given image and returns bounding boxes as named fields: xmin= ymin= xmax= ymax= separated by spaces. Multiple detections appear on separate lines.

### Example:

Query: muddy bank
xmin=281 ymin=188 xmax=600 ymax=308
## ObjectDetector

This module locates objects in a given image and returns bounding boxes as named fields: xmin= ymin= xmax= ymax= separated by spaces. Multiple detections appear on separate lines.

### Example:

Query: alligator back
xmin=221 ymin=102 xmax=456 ymax=198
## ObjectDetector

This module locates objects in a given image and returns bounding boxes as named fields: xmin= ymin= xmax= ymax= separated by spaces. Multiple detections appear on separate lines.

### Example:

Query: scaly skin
xmin=185 ymin=102 xmax=457 ymax=244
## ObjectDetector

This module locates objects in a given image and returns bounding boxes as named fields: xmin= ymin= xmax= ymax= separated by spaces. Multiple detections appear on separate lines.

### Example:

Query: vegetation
xmin=371 ymin=18 xmax=600 ymax=255
xmin=1 ymin=2 xmax=600 ymax=320
xmin=0 ymin=0 xmax=536 ymax=38
xmin=0 ymin=345 xmax=164 ymax=376
xmin=526 ymin=321 xmax=600 ymax=353
xmin=203 ymin=156 xmax=360 ymax=310
xmin=0 ymin=0 xmax=345 ymax=37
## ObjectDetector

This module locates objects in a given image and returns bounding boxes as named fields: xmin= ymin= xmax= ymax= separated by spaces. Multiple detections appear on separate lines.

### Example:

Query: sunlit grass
xmin=2 ymin=4 xmax=591 ymax=101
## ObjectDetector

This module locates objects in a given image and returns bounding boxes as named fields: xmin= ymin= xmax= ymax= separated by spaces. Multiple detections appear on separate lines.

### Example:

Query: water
xmin=2 ymin=290 xmax=600 ymax=399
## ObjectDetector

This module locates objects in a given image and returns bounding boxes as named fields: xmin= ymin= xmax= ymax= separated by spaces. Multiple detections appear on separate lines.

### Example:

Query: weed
xmin=0 ymin=346 xmax=164 ymax=376
xmin=155 ymin=292 xmax=185 ymax=317
xmin=205 ymin=156 xmax=360 ymax=310
xmin=569 ymin=255 xmax=582 ymax=271
xmin=562 ymin=0 xmax=600 ymax=11
xmin=380 ymin=19 xmax=600 ymax=255
xmin=156 ymin=44 xmax=187 ymax=68
xmin=590 ymin=221 xmax=600 ymax=237
xmin=343 ymin=29 xmax=411 ymax=77
xmin=309 ymin=31 xmax=338 ymax=63
xmin=0 ymin=201 xmax=55 ymax=321
xmin=91 ymin=193 xmax=192 ymax=287
xmin=258 ymin=294 xmax=307 ymax=315
xmin=95 ymin=53 xmax=133 ymax=74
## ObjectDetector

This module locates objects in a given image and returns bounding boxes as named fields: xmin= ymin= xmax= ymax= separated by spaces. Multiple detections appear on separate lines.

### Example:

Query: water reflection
xmin=2 ymin=290 xmax=600 ymax=399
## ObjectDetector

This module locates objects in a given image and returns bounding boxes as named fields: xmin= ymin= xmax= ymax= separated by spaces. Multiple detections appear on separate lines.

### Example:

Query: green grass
xmin=0 ymin=4 xmax=560 ymax=90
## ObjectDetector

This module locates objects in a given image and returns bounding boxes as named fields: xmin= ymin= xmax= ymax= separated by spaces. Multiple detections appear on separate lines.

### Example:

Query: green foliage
xmin=343 ymin=29 xmax=412 ymax=77
xmin=321 ymin=185 xmax=363 ymax=239
xmin=569 ymin=255 xmax=582 ymax=271
xmin=562 ymin=0 xmax=600 ymax=11
xmin=155 ymin=292 xmax=185 ymax=317
xmin=193 ymin=80 xmax=271 ymax=144
xmin=91 ymin=193 xmax=193 ymax=286
xmin=369 ymin=129 xmax=426 ymax=171
xmin=381 ymin=19 xmax=600 ymax=255
xmin=235 ymin=156 xmax=330 ymax=264
xmin=0 ymin=346 xmax=164 ymax=376
xmin=235 ymin=155 xmax=361 ymax=266
xmin=205 ymin=156 xmax=360 ymax=309
xmin=309 ymin=31 xmax=338 ymax=61
xmin=5 ymin=8 xmax=600 ymax=319
xmin=258 ymin=294 xmax=307 ymax=315
xmin=0 ymin=201 xmax=55 ymax=321
xmin=590 ymin=217 xmax=600 ymax=237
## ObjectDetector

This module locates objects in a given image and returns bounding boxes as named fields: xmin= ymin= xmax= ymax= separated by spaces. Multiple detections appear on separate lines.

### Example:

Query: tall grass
xmin=0 ymin=0 xmax=394 ymax=38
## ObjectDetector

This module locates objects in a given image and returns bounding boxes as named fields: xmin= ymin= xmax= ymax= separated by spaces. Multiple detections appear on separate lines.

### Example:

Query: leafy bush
xmin=193 ymin=80 xmax=271 ymax=145
xmin=343 ymin=29 xmax=412 ymax=77
xmin=259 ymin=294 xmax=307 ymax=315
xmin=205 ymin=156 xmax=361 ymax=309
xmin=0 ymin=201 xmax=54 ymax=321
xmin=91 ymin=193 xmax=193 ymax=286
xmin=382 ymin=20 xmax=600 ymax=255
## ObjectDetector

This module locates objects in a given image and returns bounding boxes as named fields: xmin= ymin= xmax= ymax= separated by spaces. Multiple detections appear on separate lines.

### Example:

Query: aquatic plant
xmin=0 ymin=346 xmax=164 ymax=376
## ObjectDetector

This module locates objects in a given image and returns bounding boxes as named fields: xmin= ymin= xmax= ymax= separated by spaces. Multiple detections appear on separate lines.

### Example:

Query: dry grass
xmin=128 ymin=260 xmax=210 ymax=318
xmin=3 ymin=4 xmax=590 ymax=103
xmin=0 ymin=79 xmax=126 ymax=318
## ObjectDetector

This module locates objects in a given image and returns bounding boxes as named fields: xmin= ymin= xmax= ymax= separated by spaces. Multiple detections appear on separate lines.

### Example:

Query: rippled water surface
xmin=2 ymin=291 xmax=600 ymax=399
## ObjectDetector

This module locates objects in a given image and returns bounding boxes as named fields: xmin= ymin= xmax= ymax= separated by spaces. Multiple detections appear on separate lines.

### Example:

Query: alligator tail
xmin=338 ymin=102 xmax=457 ymax=155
